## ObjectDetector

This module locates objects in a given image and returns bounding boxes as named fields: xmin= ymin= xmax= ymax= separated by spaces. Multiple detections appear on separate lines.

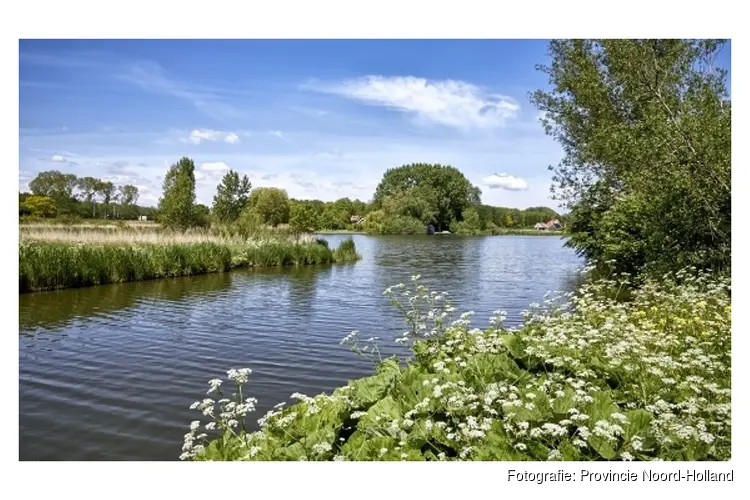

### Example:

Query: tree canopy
xmin=248 ymin=187 xmax=291 ymax=227
xmin=212 ymin=170 xmax=252 ymax=223
xmin=158 ymin=157 xmax=197 ymax=230
xmin=530 ymin=39 xmax=730 ymax=275
xmin=373 ymin=163 xmax=481 ymax=231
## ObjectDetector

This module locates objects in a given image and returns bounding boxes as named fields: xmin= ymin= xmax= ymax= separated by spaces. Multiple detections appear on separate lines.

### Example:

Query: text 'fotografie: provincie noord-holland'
xmin=507 ymin=469 xmax=734 ymax=484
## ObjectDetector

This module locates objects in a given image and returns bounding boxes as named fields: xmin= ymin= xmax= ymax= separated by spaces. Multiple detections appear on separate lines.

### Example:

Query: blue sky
xmin=18 ymin=39 xmax=731 ymax=209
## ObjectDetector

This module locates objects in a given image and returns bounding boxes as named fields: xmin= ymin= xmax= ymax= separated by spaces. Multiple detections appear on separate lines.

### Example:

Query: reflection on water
xmin=19 ymin=272 xmax=234 ymax=332
xmin=19 ymin=234 xmax=581 ymax=460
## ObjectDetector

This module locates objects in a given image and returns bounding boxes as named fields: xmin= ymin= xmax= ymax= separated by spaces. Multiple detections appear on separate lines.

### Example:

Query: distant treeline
xmin=19 ymin=170 xmax=156 ymax=221
xmin=19 ymin=164 xmax=565 ymax=235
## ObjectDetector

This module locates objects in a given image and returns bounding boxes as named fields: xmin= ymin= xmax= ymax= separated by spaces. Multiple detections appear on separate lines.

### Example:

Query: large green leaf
xmin=623 ymin=409 xmax=653 ymax=442
xmin=350 ymin=358 xmax=401 ymax=407
xmin=552 ymin=388 xmax=576 ymax=415
xmin=588 ymin=435 xmax=617 ymax=460
xmin=340 ymin=431 xmax=396 ymax=460
xmin=589 ymin=391 xmax=619 ymax=422
xmin=464 ymin=353 xmax=521 ymax=386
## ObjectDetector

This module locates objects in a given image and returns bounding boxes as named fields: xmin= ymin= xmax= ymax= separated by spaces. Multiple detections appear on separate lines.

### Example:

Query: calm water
xmin=19 ymin=234 xmax=581 ymax=461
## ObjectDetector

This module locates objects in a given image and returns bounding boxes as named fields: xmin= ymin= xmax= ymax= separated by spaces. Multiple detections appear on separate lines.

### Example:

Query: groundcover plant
xmin=180 ymin=267 xmax=731 ymax=461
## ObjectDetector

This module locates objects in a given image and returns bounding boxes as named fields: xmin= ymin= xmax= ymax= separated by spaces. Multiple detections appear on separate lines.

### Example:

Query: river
xmin=19 ymin=234 xmax=582 ymax=460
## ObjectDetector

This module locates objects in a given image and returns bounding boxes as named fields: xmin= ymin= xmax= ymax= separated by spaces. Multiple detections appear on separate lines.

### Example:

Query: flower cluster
xmin=181 ymin=268 xmax=730 ymax=462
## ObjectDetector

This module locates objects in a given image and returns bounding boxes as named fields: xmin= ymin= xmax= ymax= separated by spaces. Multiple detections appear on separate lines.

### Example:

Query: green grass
xmin=19 ymin=237 xmax=361 ymax=293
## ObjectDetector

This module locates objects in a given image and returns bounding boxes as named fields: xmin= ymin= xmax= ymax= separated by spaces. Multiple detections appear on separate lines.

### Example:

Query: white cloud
xmin=482 ymin=173 xmax=529 ymax=191
xmin=51 ymin=154 xmax=66 ymax=162
xmin=309 ymin=75 xmax=520 ymax=130
xmin=200 ymin=161 xmax=230 ymax=173
xmin=184 ymin=129 xmax=241 ymax=145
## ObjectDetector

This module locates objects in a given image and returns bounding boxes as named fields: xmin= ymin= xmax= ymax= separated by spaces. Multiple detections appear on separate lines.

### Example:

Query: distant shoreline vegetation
xmin=19 ymin=161 xmax=567 ymax=237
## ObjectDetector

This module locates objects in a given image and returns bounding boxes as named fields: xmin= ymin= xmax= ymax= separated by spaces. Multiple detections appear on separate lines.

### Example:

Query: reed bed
xmin=19 ymin=235 xmax=359 ymax=293
xmin=19 ymin=226 xmax=318 ymax=246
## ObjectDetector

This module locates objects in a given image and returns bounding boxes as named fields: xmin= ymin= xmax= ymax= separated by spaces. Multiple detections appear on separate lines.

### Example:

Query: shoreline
xmin=317 ymin=230 xmax=568 ymax=236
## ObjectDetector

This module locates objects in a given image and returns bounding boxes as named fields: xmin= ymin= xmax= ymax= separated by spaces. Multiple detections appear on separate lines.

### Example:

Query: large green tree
xmin=29 ymin=170 xmax=78 ymax=199
xmin=289 ymin=203 xmax=320 ymax=234
xmin=373 ymin=163 xmax=480 ymax=231
xmin=530 ymin=39 xmax=730 ymax=275
xmin=212 ymin=170 xmax=252 ymax=223
xmin=249 ymin=187 xmax=291 ymax=226
xmin=158 ymin=157 xmax=197 ymax=230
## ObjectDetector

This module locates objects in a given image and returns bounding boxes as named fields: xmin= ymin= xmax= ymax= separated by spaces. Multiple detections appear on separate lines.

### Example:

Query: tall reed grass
xmin=19 ymin=236 xmax=360 ymax=293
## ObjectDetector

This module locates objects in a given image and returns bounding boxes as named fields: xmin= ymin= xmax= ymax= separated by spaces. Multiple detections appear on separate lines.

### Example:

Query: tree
xmin=530 ymin=39 xmax=730 ymax=275
xmin=119 ymin=185 xmax=140 ymax=219
xmin=29 ymin=170 xmax=78 ymax=199
xmin=158 ymin=157 xmax=197 ymax=230
xmin=373 ymin=163 xmax=480 ymax=231
xmin=21 ymin=195 xmax=58 ymax=218
xmin=212 ymin=170 xmax=251 ymax=223
xmin=98 ymin=181 xmax=116 ymax=218
xmin=250 ymin=187 xmax=291 ymax=226
xmin=194 ymin=204 xmax=211 ymax=228
xmin=119 ymin=185 xmax=139 ymax=206
xmin=289 ymin=203 xmax=320 ymax=234
xmin=77 ymin=176 xmax=101 ymax=217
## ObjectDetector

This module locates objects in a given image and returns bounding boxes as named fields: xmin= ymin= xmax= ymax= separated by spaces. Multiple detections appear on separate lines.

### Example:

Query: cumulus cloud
xmin=183 ymin=129 xmax=241 ymax=145
xmin=482 ymin=173 xmax=529 ymax=191
xmin=308 ymin=75 xmax=519 ymax=130
xmin=51 ymin=154 xmax=67 ymax=162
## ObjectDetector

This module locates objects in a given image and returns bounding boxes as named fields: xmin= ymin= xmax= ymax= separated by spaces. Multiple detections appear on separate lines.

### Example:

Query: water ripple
xmin=19 ymin=235 xmax=581 ymax=460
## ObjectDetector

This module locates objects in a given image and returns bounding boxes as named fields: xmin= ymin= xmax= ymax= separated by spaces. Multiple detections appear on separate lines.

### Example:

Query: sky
xmin=18 ymin=39 xmax=731 ymax=209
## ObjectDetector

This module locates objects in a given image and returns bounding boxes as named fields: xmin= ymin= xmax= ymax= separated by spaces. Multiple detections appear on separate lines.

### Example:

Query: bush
xmin=180 ymin=269 xmax=731 ymax=461
xmin=332 ymin=238 xmax=359 ymax=261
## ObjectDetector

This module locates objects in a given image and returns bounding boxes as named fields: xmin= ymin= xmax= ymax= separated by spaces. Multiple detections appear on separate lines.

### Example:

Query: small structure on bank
xmin=535 ymin=218 xmax=562 ymax=231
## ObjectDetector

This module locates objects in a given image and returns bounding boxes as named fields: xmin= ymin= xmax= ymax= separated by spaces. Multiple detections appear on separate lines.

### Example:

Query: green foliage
xmin=318 ymin=207 xmax=349 ymax=230
xmin=212 ymin=170 xmax=251 ymax=223
xmin=452 ymin=207 xmax=483 ymax=235
xmin=19 ymin=241 xmax=232 ymax=292
xmin=248 ymin=188 xmax=291 ymax=226
xmin=373 ymin=163 xmax=480 ymax=231
xmin=29 ymin=170 xmax=78 ymax=200
xmin=182 ymin=269 xmax=731 ymax=461
xmin=119 ymin=185 xmax=139 ymax=206
xmin=158 ymin=157 xmax=198 ymax=231
xmin=193 ymin=204 xmax=211 ymax=228
xmin=20 ymin=195 xmax=58 ymax=218
xmin=332 ymin=238 xmax=360 ymax=261
xmin=19 ymin=237 xmax=360 ymax=292
xmin=530 ymin=39 xmax=731 ymax=276
xmin=289 ymin=204 xmax=320 ymax=234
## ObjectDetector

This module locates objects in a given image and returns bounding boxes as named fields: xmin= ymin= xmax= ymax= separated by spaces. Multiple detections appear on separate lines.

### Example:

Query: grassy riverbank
xmin=180 ymin=268 xmax=730 ymax=461
xmin=19 ymin=228 xmax=360 ymax=293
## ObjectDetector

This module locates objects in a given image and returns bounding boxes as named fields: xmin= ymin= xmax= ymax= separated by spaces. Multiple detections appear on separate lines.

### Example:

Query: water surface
xmin=19 ymin=234 xmax=581 ymax=460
